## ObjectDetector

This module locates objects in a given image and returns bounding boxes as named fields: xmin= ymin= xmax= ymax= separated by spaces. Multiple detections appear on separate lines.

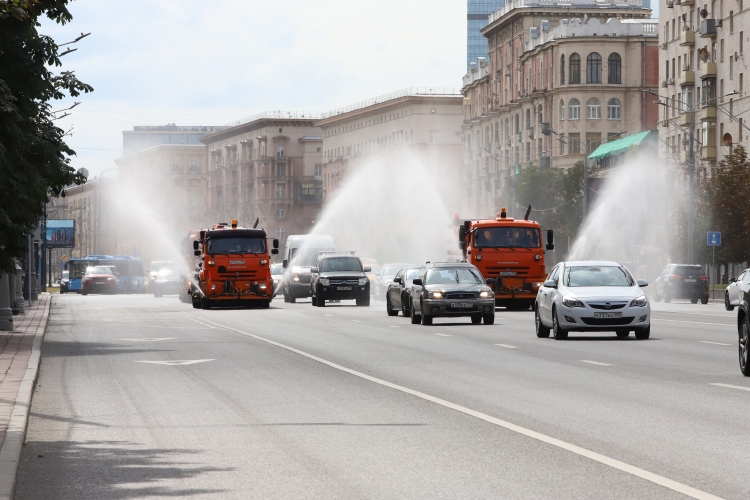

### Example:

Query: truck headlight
xmin=358 ymin=278 xmax=368 ymax=285
xmin=208 ymin=260 xmax=215 ymax=266
xmin=630 ymin=295 xmax=648 ymax=307
xmin=428 ymin=291 xmax=443 ymax=299
xmin=532 ymin=282 xmax=543 ymax=289
xmin=562 ymin=296 xmax=585 ymax=308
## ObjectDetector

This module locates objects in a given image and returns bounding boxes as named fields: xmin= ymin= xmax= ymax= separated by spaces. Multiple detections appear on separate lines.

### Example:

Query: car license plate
xmin=594 ymin=312 xmax=622 ymax=319
xmin=498 ymin=272 xmax=517 ymax=277
xmin=337 ymin=286 xmax=352 ymax=290
xmin=684 ymin=279 xmax=696 ymax=282
xmin=451 ymin=302 xmax=473 ymax=308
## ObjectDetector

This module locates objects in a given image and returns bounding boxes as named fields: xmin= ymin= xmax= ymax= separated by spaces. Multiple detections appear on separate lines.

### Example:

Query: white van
xmin=282 ymin=234 xmax=335 ymax=302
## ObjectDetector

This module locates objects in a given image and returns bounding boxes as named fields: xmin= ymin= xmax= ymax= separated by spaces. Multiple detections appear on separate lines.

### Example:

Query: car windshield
xmin=270 ymin=263 xmax=284 ymax=275
xmin=674 ymin=266 xmax=706 ymax=277
xmin=158 ymin=267 xmax=179 ymax=277
xmin=474 ymin=227 xmax=541 ymax=248
xmin=85 ymin=266 xmax=114 ymax=276
xmin=320 ymin=257 xmax=362 ymax=272
xmin=425 ymin=267 xmax=483 ymax=285
xmin=405 ymin=269 xmax=420 ymax=281
xmin=207 ymin=237 xmax=266 ymax=254
xmin=291 ymin=247 xmax=333 ymax=266
xmin=382 ymin=265 xmax=406 ymax=278
xmin=562 ymin=266 xmax=634 ymax=287
xmin=150 ymin=262 xmax=171 ymax=273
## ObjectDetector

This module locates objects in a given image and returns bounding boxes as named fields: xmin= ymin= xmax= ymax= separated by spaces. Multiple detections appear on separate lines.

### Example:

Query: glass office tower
xmin=467 ymin=0 xmax=505 ymax=71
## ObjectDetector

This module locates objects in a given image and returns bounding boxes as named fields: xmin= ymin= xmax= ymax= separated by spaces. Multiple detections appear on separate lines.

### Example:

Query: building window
xmin=300 ymin=182 xmax=316 ymax=196
xmin=538 ymin=104 xmax=543 ymax=124
xmin=569 ymin=53 xmax=581 ymax=84
xmin=428 ymin=129 xmax=439 ymax=143
xmin=608 ymin=53 xmax=622 ymax=84
xmin=587 ymin=98 xmax=601 ymax=119
xmin=740 ymin=118 xmax=744 ymax=141
xmin=190 ymin=162 xmax=199 ymax=173
xmin=607 ymin=98 xmax=621 ymax=119
xmin=190 ymin=179 xmax=198 ymax=187
xmin=569 ymin=98 xmax=581 ymax=119
xmin=560 ymin=99 xmax=565 ymax=120
xmin=277 ymin=145 xmax=285 ymax=158
xmin=560 ymin=54 xmax=565 ymax=85
xmin=277 ymin=163 xmax=286 ymax=178
xmin=276 ymin=227 xmax=285 ymax=241
xmin=568 ymin=133 xmax=581 ymax=155
xmin=315 ymin=164 xmax=322 ymax=177
xmin=276 ymin=207 xmax=285 ymax=219
xmin=587 ymin=53 xmax=602 ymax=83
xmin=276 ymin=184 xmax=286 ymax=199
xmin=172 ymin=163 xmax=180 ymax=173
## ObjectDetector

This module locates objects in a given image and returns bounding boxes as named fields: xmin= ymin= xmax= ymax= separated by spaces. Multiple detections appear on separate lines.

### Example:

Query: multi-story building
xmin=658 ymin=0 xmax=749 ymax=167
xmin=199 ymin=113 xmax=324 ymax=252
xmin=461 ymin=0 xmax=659 ymax=215
xmin=123 ymin=124 xmax=228 ymax=156
xmin=468 ymin=0 xmax=507 ymax=71
xmin=317 ymin=87 xmax=464 ymax=204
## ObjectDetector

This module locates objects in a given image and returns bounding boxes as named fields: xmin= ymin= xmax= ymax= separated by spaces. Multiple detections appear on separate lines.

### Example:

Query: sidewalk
xmin=0 ymin=295 xmax=50 ymax=500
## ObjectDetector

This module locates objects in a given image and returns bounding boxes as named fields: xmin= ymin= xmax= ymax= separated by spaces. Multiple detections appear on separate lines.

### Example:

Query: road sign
xmin=707 ymin=231 xmax=721 ymax=246
xmin=61 ymin=255 xmax=68 ymax=262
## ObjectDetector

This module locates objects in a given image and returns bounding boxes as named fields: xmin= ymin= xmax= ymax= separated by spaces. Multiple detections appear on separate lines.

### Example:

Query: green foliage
xmin=0 ymin=0 xmax=92 ymax=272
xmin=711 ymin=145 xmax=750 ymax=262
xmin=500 ymin=161 xmax=584 ymax=255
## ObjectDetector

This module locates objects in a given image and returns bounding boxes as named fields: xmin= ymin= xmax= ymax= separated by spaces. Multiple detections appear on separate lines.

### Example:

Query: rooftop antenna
xmin=253 ymin=218 xmax=259 ymax=228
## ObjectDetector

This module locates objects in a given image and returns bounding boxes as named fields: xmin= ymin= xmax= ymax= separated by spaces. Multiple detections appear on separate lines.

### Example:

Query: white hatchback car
xmin=535 ymin=261 xmax=651 ymax=340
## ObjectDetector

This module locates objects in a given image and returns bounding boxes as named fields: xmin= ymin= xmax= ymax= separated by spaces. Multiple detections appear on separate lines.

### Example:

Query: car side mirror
xmin=543 ymin=280 xmax=557 ymax=289
xmin=193 ymin=241 xmax=199 ymax=250
xmin=486 ymin=278 xmax=495 ymax=285
xmin=393 ymin=277 xmax=402 ymax=284
xmin=283 ymin=259 xmax=288 ymax=269
xmin=271 ymin=248 xmax=279 ymax=255
xmin=194 ymin=250 xmax=201 ymax=256
xmin=363 ymin=267 xmax=371 ymax=273
xmin=637 ymin=279 xmax=648 ymax=287
xmin=273 ymin=238 xmax=279 ymax=249
xmin=412 ymin=278 xmax=423 ymax=286
xmin=311 ymin=267 xmax=319 ymax=273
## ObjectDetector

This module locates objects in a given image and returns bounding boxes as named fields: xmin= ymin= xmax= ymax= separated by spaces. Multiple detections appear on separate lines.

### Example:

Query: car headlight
xmin=319 ymin=278 xmax=330 ymax=286
xmin=479 ymin=290 xmax=493 ymax=298
xmin=532 ymin=282 xmax=543 ymax=289
xmin=562 ymin=296 xmax=585 ymax=308
xmin=630 ymin=295 xmax=648 ymax=307
xmin=293 ymin=275 xmax=300 ymax=282
xmin=428 ymin=291 xmax=443 ymax=299
xmin=273 ymin=279 xmax=279 ymax=285
xmin=358 ymin=278 xmax=368 ymax=285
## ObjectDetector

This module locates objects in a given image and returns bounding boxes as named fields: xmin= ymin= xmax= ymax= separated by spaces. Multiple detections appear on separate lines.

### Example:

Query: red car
xmin=81 ymin=266 xmax=118 ymax=295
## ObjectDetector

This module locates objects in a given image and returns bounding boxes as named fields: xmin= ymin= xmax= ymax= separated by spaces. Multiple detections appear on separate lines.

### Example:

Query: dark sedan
xmin=152 ymin=266 xmax=181 ymax=297
xmin=736 ymin=285 xmax=750 ymax=376
xmin=81 ymin=266 xmax=118 ymax=295
xmin=409 ymin=262 xmax=495 ymax=325
xmin=385 ymin=267 xmax=420 ymax=316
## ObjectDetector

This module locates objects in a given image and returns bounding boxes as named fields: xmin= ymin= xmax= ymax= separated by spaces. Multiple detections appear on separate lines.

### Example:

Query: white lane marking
xmin=121 ymin=338 xmax=178 ymax=342
xmin=136 ymin=359 xmax=214 ymax=366
xmin=194 ymin=316 xmax=721 ymax=500
xmin=652 ymin=318 xmax=732 ymax=327
xmin=324 ymin=314 xmax=332 ymax=317
xmin=699 ymin=341 xmax=731 ymax=346
xmin=144 ymin=326 xmax=214 ymax=329
xmin=494 ymin=343 xmax=518 ymax=349
xmin=388 ymin=325 xmax=401 ymax=328
xmin=434 ymin=333 xmax=451 ymax=337
xmin=709 ymin=383 xmax=750 ymax=392
xmin=352 ymin=320 xmax=362 ymax=323
xmin=580 ymin=360 xmax=613 ymax=366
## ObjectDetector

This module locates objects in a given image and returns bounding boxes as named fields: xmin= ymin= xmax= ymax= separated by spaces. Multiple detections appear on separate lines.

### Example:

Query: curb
xmin=0 ymin=296 xmax=51 ymax=500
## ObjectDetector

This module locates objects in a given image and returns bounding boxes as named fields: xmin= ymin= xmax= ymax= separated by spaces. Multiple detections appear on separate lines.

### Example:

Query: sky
xmin=40 ymin=0 xmax=466 ymax=178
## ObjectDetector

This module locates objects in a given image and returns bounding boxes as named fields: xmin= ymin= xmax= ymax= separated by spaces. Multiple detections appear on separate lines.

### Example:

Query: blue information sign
xmin=707 ymin=231 xmax=721 ymax=246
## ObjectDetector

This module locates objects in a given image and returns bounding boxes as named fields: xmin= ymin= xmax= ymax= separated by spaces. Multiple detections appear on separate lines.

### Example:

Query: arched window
xmin=587 ymin=98 xmax=601 ymax=119
xmin=560 ymin=54 xmax=566 ymax=85
xmin=538 ymin=104 xmax=543 ymax=124
xmin=560 ymin=99 xmax=565 ymax=120
xmin=608 ymin=53 xmax=621 ymax=84
xmin=569 ymin=98 xmax=580 ymax=119
xmin=569 ymin=53 xmax=581 ymax=84
xmin=607 ymin=98 xmax=621 ymax=119
xmin=587 ymin=53 xmax=602 ymax=83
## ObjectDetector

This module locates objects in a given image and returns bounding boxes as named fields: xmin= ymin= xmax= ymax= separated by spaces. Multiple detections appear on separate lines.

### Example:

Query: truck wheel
xmin=259 ymin=300 xmax=270 ymax=309
xmin=471 ymin=314 xmax=482 ymax=325
xmin=192 ymin=298 xmax=201 ymax=309
xmin=289 ymin=294 xmax=296 ymax=303
xmin=690 ymin=297 xmax=698 ymax=304
xmin=421 ymin=314 xmax=432 ymax=325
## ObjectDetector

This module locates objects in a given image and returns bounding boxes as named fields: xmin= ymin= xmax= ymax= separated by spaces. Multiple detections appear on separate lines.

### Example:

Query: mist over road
xmin=14 ymin=295 xmax=747 ymax=499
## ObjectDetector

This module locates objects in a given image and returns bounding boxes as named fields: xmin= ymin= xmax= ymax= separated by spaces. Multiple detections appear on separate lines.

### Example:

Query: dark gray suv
xmin=310 ymin=253 xmax=371 ymax=307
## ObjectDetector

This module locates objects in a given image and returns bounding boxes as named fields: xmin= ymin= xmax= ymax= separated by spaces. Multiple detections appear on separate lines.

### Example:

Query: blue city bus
xmin=64 ymin=258 xmax=96 ymax=293
xmin=85 ymin=255 xmax=146 ymax=293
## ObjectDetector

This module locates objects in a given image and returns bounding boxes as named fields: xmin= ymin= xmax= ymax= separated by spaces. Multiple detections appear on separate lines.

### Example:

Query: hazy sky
xmin=41 ymin=0 xmax=466 ymax=178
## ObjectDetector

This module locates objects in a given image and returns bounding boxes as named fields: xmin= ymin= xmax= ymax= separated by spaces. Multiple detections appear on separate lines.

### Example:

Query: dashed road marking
xmin=388 ymin=325 xmax=401 ymax=328
xmin=580 ymin=360 xmax=613 ymax=366
xmin=699 ymin=341 xmax=731 ymax=346
xmin=324 ymin=314 xmax=332 ymax=317
xmin=352 ymin=320 xmax=362 ymax=323
xmin=709 ymin=383 xmax=750 ymax=392
xmin=494 ymin=343 xmax=518 ymax=349
xmin=434 ymin=333 xmax=451 ymax=337
xmin=122 ymin=338 xmax=178 ymax=342
xmin=135 ymin=359 xmax=214 ymax=366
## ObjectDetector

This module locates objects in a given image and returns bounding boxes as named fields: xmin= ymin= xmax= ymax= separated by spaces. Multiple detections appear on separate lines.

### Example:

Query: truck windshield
xmin=320 ymin=257 xmax=362 ymax=272
xmin=207 ymin=237 xmax=266 ymax=254
xmin=474 ymin=227 xmax=540 ymax=248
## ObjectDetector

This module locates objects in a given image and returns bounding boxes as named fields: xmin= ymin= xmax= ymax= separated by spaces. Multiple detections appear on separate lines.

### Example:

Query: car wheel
xmin=725 ymin=292 xmax=734 ymax=311
xmin=739 ymin=316 xmax=750 ymax=376
xmin=690 ymin=297 xmax=698 ymax=304
xmin=411 ymin=301 xmax=421 ymax=324
xmin=311 ymin=295 xmax=317 ymax=306
xmin=81 ymin=291 xmax=88 ymax=296
xmin=616 ymin=330 xmax=630 ymax=338
xmin=357 ymin=296 xmax=370 ymax=307
xmin=664 ymin=293 xmax=671 ymax=303
xmin=635 ymin=326 xmax=650 ymax=340
xmin=421 ymin=313 xmax=433 ymax=325
xmin=483 ymin=314 xmax=495 ymax=325
xmin=701 ymin=296 xmax=709 ymax=305
xmin=386 ymin=297 xmax=398 ymax=316
xmin=284 ymin=292 xmax=290 ymax=303
xmin=289 ymin=294 xmax=296 ymax=303
xmin=535 ymin=308 xmax=550 ymax=338
xmin=402 ymin=296 xmax=411 ymax=317
xmin=471 ymin=314 xmax=482 ymax=325
xmin=552 ymin=309 xmax=568 ymax=340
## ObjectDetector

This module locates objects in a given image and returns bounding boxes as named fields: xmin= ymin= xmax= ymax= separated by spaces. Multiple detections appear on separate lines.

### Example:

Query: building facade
xmin=123 ymin=124 xmax=228 ymax=156
xmin=461 ymin=0 xmax=659 ymax=216
xmin=658 ymin=0 xmax=749 ymax=168
xmin=199 ymin=116 xmax=324 ymax=254
xmin=468 ymin=0 xmax=507 ymax=71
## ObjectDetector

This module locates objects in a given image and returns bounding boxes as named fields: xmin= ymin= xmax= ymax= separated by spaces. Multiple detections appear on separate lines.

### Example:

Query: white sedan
xmin=535 ymin=261 xmax=651 ymax=340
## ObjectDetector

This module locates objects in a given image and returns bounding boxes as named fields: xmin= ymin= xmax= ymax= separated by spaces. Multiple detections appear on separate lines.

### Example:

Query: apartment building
xmin=199 ymin=113 xmax=324 ymax=251
xmin=316 ymin=88 xmax=464 ymax=205
xmin=659 ymin=0 xmax=749 ymax=166
xmin=122 ymin=124 xmax=228 ymax=156
xmin=462 ymin=0 xmax=659 ymax=215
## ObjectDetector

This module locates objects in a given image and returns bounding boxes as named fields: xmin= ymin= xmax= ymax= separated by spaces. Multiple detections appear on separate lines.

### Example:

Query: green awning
xmin=587 ymin=131 xmax=652 ymax=161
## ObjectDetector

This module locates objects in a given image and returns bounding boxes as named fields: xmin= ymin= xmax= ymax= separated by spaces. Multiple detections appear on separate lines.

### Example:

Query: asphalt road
xmin=13 ymin=293 xmax=749 ymax=499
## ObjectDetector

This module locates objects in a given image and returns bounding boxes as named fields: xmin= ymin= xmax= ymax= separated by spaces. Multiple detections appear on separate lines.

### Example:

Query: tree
xmin=710 ymin=145 xmax=750 ymax=263
xmin=0 ymin=0 xmax=92 ymax=272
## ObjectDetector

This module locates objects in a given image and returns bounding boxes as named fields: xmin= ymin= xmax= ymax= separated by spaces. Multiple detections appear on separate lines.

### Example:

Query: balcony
xmin=682 ymin=0 xmax=695 ymax=4
xmin=700 ymin=105 xmax=717 ymax=121
xmin=680 ymin=70 xmax=695 ymax=86
xmin=701 ymin=146 xmax=716 ymax=160
xmin=702 ymin=62 xmax=717 ymax=78
xmin=680 ymin=30 xmax=695 ymax=46
xmin=678 ymin=112 xmax=691 ymax=127
xmin=700 ymin=19 xmax=717 ymax=38
xmin=295 ymin=179 xmax=323 ymax=204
